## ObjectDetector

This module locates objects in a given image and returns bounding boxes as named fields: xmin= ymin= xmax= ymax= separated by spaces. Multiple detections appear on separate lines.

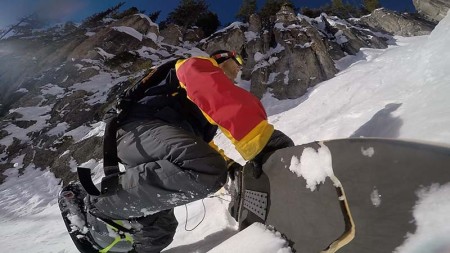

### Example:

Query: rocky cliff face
xmin=0 ymin=7 xmax=436 ymax=185
xmin=0 ymin=14 xmax=189 ymax=184
xmin=356 ymin=8 xmax=435 ymax=37
xmin=202 ymin=5 xmax=434 ymax=99
xmin=413 ymin=0 xmax=450 ymax=22
xmin=68 ymin=14 xmax=159 ymax=61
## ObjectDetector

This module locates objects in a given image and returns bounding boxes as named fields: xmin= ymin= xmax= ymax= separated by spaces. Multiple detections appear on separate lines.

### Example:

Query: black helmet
xmin=210 ymin=50 xmax=244 ymax=66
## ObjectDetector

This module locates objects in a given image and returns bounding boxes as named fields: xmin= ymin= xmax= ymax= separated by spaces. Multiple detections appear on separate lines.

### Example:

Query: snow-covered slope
xmin=1 ymin=12 xmax=450 ymax=253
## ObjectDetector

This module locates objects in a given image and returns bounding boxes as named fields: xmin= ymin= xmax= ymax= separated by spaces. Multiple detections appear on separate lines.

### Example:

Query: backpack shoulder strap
xmin=117 ymin=59 xmax=179 ymax=112
xmin=103 ymin=110 xmax=119 ymax=175
xmin=78 ymin=59 xmax=180 ymax=196
xmin=77 ymin=110 xmax=119 ymax=196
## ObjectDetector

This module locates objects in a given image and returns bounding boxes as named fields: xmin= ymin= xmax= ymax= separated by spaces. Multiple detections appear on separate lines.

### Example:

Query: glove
xmin=250 ymin=130 xmax=294 ymax=179
xmin=227 ymin=160 xmax=243 ymax=181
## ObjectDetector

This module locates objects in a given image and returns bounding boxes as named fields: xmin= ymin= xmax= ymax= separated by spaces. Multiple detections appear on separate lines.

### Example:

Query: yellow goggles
xmin=230 ymin=51 xmax=244 ymax=66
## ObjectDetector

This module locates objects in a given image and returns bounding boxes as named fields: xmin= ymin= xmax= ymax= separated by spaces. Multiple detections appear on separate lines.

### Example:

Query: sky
xmin=0 ymin=0 xmax=416 ymax=29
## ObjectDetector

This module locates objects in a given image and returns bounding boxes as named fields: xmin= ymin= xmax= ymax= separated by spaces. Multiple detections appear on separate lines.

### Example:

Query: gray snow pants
xmin=93 ymin=119 xmax=227 ymax=252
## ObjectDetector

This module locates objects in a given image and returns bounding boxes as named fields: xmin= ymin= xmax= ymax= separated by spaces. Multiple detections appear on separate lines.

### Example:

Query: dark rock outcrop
xmin=202 ymin=24 xmax=247 ymax=54
xmin=318 ymin=14 xmax=389 ymax=58
xmin=160 ymin=24 xmax=183 ymax=45
xmin=113 ymin=14 xmax=159 ymax=36
xmin=356 ymin=8 xmax=435 ymax=37
xmin=184 ymin=27 xmax=205 ymax=43
xmin=69 ymin=15 xmax=159 ymax=60
xmin=413 ymin=0 xmax=450 ymax=22
xmin=202 ymin=5 xmax=396 ymax=99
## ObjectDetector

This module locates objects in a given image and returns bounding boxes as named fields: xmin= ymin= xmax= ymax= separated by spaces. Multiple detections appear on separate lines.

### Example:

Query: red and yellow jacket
xmin=175 ymin=57 xmax=274 ymax=160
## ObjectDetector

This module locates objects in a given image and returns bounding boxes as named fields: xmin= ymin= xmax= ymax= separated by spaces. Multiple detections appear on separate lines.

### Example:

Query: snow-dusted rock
xmin=276 ymin=4 xmax=299 ymax=24
xmin=184 ymin=27 xmax=205 ymax=43
xmin=357 ymin=8 xmax=435 ymax=37
xmin=202 ymin=24 xmax=247 ymax=54
xmin=243 ymin=6 xmax=338 ymax=99
xmin=160 ymin=24 xmax=183 ymax=45
xmin=202 ymin=4 xmax=434 ymax=99
xmin=321 ymin=14 xmax=389 ymax=56
xmin=413 ymin=0 xmax=450 ymax=22
xmin=248 ymin=13 xmax=262 ymax=33
xmin=112 ymin=14 xmax=159 ymax=38
xmin=68 ymin=26 xmax=157 ymax=60
xmin=160 ymin=24 xmax=205 ymax=45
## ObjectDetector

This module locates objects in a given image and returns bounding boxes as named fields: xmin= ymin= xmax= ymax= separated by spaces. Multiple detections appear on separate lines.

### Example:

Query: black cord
xmin=183 ymin=193 xmax=234 ymax=231
xmin=209 ymin=195 xmax=232 ymax=202
xmin=184 ymin=199 xmax=206 ymax=231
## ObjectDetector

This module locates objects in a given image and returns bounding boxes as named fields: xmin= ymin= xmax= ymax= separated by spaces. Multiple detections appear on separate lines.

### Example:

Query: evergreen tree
xmin=82 ymin=2 xmax=125 ymax=27
xmin=300 ymin=7 xmax=322 ymax=18
xmin=164 ymin=0 xmax=208 ymax=29
xmin=236 ymin=0 xmax=257 ymax=23
xmin=259 ymin=0 xmax=295 ymax=26
xmin=331 ymin=0 xmax=344 ymax=9
xmin=196 ymin=12 xmax=220 ymax=36
xmin=112 ymin=7 xmax=140 ymax=20
xmin=149 ymin=11 xmax=161 ymax=22
xmin=330 ymin=0 xmax=345 ymax=16
xmin=301 ymin=1 xmax=364 ymax=18
xmin=327 ymin=0 xmax=363 ymax=18
xmin=4 ymin=13 xmax=55 ymax=36
xmin=363 ymin=0 xmax=381 ymax=12
xmin=163 ymin=0 xmax=219 ymax=35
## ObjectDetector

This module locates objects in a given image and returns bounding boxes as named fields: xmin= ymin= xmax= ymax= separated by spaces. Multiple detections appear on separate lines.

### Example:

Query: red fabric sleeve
xmin=176 ymin=58 xmax=265 ymax=139
xmin=175 ymin=57 xmax=274 ymax=160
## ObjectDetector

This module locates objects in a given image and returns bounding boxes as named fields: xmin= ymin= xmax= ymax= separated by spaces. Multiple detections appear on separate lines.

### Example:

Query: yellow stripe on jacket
xmin=175 ymin=57 xmax=274 ymax=160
